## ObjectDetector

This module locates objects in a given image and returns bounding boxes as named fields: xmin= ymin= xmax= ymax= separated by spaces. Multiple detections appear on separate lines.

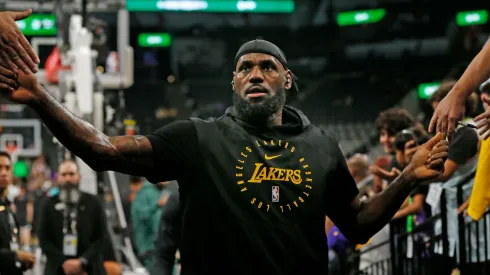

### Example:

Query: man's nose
xmin=249 ymin=67 xmax=264 ymax=83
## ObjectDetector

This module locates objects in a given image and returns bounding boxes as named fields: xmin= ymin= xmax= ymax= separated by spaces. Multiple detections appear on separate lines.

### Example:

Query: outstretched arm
xmin=30 ymin=87 xmax=154 ymax=175
xmin=0 ymin=69 xmax=197 ymax=178
xmin=327 ymin=133 xmax=448 ymax=244
xmin=429 ymin=38 xmax=490 ymax=136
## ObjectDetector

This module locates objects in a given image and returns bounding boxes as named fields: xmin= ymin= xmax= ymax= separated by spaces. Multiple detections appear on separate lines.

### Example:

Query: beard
xmin=232 ymin=89 xmax=286 ymax=123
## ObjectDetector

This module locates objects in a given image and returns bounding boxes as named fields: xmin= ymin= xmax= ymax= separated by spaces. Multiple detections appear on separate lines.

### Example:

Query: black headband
xmin=234 ymin=39 xmax=299 ymax=96
xmin=234 ymin=39 xmax=288 ymax=69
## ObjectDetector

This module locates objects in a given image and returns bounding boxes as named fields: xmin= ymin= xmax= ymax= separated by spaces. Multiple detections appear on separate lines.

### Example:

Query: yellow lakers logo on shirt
xmin=235 ymin=139 xmax=313 ymax=214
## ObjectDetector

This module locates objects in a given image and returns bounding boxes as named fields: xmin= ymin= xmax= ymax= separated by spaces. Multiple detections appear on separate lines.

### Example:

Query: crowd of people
xmin=1 ymin=7 xmax=490 ymax=275
xmin=325 ymin=80 xmax=490 ymax=274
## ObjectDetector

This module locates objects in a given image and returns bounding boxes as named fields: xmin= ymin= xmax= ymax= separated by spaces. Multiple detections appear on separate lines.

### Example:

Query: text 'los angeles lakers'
xmin=235 ymin=139 xmax=313 ymax=214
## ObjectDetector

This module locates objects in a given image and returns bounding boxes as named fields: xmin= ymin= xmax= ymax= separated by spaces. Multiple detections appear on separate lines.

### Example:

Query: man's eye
xmin=240 ymin=66 xmax=249 ymax=72
xmin=263 ymin=65 xmax=273 ymax=71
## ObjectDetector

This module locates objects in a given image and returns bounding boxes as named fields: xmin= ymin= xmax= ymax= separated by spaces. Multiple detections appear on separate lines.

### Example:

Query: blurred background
xmin=0 ymin=0 xmax=489 ymax=274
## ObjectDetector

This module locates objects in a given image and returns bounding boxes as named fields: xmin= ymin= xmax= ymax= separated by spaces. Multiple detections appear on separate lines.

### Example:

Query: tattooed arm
xmin=31 ymin=88 xmax=154 ymax=175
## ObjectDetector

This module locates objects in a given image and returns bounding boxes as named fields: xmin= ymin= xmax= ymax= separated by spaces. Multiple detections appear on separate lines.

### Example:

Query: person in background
xmin=428 ymin=81 xmax=479 ymax=184
xmin=468 ymin=79 xmax=490 ymax=220
xmin=0 ymin=151 xmax=36 ymax=275
xmin=38 ymin=159 xmax=107 ymax=275
xmin=151 ymin=188 xmax=181 ymax=275
xmin=347 ymin=154 xmax=372 ymax=198
xmin=372 ymin=108 xmax=417 ymax=182
xmin=131 ymin=178 xmax=164 ymax=270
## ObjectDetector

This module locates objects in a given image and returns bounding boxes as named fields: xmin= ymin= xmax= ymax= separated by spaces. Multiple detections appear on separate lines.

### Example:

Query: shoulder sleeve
xmin=145 ymin=120 xmax=199 ymax=183
xmin=448 ymin=128 xmax=479 ymax=165
xmin=324 ymin=137 xmax=359 ymax=217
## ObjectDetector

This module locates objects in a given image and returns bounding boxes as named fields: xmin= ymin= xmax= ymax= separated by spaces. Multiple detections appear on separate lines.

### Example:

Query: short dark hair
xmin=429 ymin=80 xmax=478 ymax=117
xmin=129 ymin=176 xmax=143 ymax=184
xmin=0 ymin=151 xmax=11 ymax=162
xmin=375 ymin=107 xmax=416 ymax=136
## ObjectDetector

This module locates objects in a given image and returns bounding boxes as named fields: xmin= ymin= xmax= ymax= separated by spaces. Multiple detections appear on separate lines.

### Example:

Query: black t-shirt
xmin=448 ymin=127 xmax=479 ymax=165
xmin=145 ymin=106 xmax=359 ymax=275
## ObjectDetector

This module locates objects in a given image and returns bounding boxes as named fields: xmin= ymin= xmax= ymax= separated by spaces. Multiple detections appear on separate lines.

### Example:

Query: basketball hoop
xmin=5 ymin=143 xmax=17 ymax=155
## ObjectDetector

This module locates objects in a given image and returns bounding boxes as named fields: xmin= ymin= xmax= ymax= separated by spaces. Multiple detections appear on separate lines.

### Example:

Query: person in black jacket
xmin=151 ymin=189 xmax=180 ymax=275
xmin=0 ymin=151 xmax=36 ymax=275
xmin=38 ymin=159 xmax=108 ymax=275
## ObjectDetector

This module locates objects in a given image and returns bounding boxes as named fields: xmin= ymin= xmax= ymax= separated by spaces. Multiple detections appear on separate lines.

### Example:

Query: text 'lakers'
xmin=235 ymin=139 xmax=313 ymax=214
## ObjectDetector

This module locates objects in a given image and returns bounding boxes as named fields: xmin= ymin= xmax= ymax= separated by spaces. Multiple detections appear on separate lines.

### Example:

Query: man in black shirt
xmin=0 ymin=152 xmax=36 ymax=275
xmin=38 ymin=160 xmax=107 ymax=275
xmin=0 ymin=39 xmax=448 ymax=275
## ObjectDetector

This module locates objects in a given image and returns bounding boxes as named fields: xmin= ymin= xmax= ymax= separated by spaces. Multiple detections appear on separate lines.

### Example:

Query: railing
xmin=353 ymin=168 xmax=484 ymax=275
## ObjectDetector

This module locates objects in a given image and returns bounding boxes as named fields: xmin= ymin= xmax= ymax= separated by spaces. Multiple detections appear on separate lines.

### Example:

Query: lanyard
xmin=406 ymin=197 xmax=413 ymax=233
xmin=63 ymin=204 xmax=78 ymax=234
xmin=7 ymin=210 xmax=19 ymax=245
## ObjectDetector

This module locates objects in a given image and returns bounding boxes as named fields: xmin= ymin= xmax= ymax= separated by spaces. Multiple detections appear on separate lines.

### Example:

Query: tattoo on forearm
xmin=30 ymin=87 xmax=152 ymax=174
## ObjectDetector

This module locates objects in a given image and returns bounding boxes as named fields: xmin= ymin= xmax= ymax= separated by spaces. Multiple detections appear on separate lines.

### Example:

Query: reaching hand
xmin=428 ymin=90 xmax=466 ymax=140
xmin=0 ymin=10 xmax=40 ymax=73
xmin=404 ymin=133 xmax=448 ymax=181
xmin=370 ymin=165 xmax=401 ymax=182
xmin=0 ymin=66 xmax=40 ymax=104
xmin=474 ymin=95 xmax=490 ymax=140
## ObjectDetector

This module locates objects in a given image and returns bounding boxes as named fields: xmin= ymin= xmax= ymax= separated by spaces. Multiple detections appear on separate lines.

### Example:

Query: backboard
xmin=0 ymin=119 xmax=42 ymax=157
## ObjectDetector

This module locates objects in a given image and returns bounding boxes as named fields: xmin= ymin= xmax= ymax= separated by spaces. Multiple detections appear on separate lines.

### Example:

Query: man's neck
xmin=269 ymin=110 xmax=283 ymax=126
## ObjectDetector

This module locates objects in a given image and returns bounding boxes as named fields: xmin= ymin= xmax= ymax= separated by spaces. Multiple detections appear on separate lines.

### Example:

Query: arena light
xmin=138 ymin=33 xmax=172 ymax=47
xmin=126 ymin=0 xmax=295 ymax=13
xmin=456 ymin=10 xmax=488 ymax=26
xmin=15 ymin=14 xmax=56 ymax=36
xmin=13 ymin=161 xmax=29 ymax=178
xmin=337 ymin=9 xmax=386 ymax=26
xmin=417 ymin=82 xmax=440 ymax=99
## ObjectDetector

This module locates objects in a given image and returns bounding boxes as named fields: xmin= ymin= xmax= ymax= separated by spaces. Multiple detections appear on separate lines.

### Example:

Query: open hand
xmin=429 ymin=91 xmax=465 ymax=140
xmin=474 ymin=94 xmax=490 ymax=140
xmin=0 ymin=10 xmax=40 ymax=73
xmin=0 ymin=67 xmax=41 ymax=104
xmin=370 ymin=165 xmax=401 ymax=182
xmin=404 ymin=133 xmax=448 ymax=181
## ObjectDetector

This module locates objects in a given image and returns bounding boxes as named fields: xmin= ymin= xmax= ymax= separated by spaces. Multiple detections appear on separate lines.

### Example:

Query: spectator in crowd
xmin=468 ymin=79 xmax=490 ymax=220
xmin=131 ymin=178 xmax=164 ymax=269
xmin=375 ymin=107 xmax=417 ymax=157
xmin=347 ymin=154 xmax=372 ymax=198
xmin=426 ymin=81 xmax=481 ymax=274
xmin=371 ymin=108 xmax=417 ymax=184
xmin=151 ymin=187 xmax=181 ymax=275
xmin=428 ymin=81 xmax=479 ymax=184
xmin=38 ymin=159 xmax=108 ymax=275
xmin=0 ymin=151 xmax=36 ymax=275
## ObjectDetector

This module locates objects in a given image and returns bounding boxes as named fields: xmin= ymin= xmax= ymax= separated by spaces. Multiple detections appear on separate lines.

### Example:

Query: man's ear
xmin=285 ymin=70 xmax=292 ymax=90
xmin=232 ymin=71 xmax=236 ymax=91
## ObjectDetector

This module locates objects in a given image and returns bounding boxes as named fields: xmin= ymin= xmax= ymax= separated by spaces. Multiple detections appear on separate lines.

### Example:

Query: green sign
xmin=418 ymin=82 xmax=440 ymax=99
xmin=456 ymin=10 xmax=489 ymax=26
xmin=13 ymin=161 xmax=28 ymax=178
xmin=337 ymin=8 xmax=386 ymax=26
xmin=138 ymin=33 xmax=172 ymax=47
xmin=127 ymin=0 xmax=295 ymax=13
xmin=15 ymin=14 xmax=57 ymax=36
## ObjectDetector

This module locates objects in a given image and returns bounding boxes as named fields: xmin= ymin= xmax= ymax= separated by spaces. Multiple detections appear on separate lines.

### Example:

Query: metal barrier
xmin=456 ymin=171 xmax=490 ymax=275
xmin=353 ymin=168 xmax=481 ymax=275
